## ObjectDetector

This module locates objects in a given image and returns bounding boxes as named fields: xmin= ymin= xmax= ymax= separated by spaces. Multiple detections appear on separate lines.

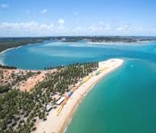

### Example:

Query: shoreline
xmin=0 ymin=46 xmax=23 ymax=66
xmin=0 ymin=40 xmax=154 ymax=67
xmin=87 ymin=40 xmax=156 ymax=45
xmin=60 ymin=76 xmax=102 ymax=133
xmin=33 ymin=58 xmax=124 ymax=133
xmin=0 ymin=48 xmax=15 ymax=66
xmin=0 ymin=42 xmax=40 ymax=66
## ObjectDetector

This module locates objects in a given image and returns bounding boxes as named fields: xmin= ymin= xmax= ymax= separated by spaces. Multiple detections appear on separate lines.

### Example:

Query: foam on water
xmin=0 ymin=52 xmax=6 ymax=65
xmin=0 ymin=58 xmax=4 ymax=65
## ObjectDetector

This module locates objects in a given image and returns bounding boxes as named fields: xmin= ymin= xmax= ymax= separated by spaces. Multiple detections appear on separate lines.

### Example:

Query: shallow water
xmin=1 ymin=41 xmax=156 ymax=69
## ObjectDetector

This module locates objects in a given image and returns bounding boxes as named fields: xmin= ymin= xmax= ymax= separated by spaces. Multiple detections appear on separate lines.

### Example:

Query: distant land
xmin=0 ymin=36 xmax=156 ymax=53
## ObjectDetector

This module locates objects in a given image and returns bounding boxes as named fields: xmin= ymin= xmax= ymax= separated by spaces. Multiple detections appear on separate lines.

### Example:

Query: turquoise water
xmin=1 ymin=41 xmax=156 ymax=69
xmin=65 ymin=60 xmax=156 ymax=133
xmin=0 ymin=41 xmax=156 ymax=133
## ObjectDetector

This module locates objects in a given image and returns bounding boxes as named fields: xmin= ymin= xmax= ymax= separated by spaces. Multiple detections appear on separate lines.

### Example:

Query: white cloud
xmin=57 ymin=19 xmax=65 ymax=26
xmin=0 ymin=20 xmax=155 ymax=36
xmin=105 ymin=24 xmax=111 ymax=30
xmin=88 ymin=25 xmax=102 ymax=31
xmin=0 ymin=22 xmax=54 ymax=36
xmin=91 ymin=22 xmax=111 ymax=31
xmin=57 ymin=19 xmax=65 ymax=29
xmin=75 ymin=26 xmax=82 ymax=30
xmin=116 ymin=24 xmax=130 ymax=31
xmin=1 ymin=3 xmax=9 ymax=9
xmin=41 ymin=9 xmax=48 ymax=14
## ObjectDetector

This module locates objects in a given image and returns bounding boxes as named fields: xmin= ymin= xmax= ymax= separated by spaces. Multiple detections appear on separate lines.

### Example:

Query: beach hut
xmin=56 ymin=97 xmax=65 ymax=105
xmin=46 ymin=104 xmax=53 ymax=112
xmin=52 ymin=94 xmax=61 ymax=101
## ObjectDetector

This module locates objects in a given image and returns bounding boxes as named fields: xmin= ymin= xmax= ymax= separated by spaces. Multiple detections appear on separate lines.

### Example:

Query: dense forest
xmin=0 ymin=38 xmax=43 ymax=53
xmin=0 ymin=62 xmax=98 ymax=133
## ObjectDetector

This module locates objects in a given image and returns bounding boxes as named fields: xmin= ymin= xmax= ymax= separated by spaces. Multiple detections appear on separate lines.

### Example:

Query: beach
xmin=33 ymin=58 xmax=124 ymax=133
xmin=0 ymin=47 xmax=21 ymax=66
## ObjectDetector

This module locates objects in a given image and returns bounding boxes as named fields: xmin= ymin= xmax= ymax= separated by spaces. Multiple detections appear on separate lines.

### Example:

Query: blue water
xmin=1 ymin=41 xmax=156 ymax=70
xmin=0 ymin=41 xmax=156 ymax=133
xmin=65 ymin=60 xmax=156 ymax=133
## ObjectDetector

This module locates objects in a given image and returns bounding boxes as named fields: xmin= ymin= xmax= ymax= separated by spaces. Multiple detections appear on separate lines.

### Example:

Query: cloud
xmin=89 ymin=26 xmax=102 ymax=31
xmin=116 ymin=24 xmax=130 ymax=31
xmin=41 ymin=9 xmax=48 ymax=14
xmin=57 ymin=19 xmax=65 ymax=29
xmin=89 ymin=22 xmax=112 ymax=31
xmin=57 ymin=19 xmax=65 ymax=26
xmin=75 ymin=26 xmax=82 ymax=30
xmin=1 ymin=3 xmax=9 ymax=9
xmin=0 ymin=20 xmax=155 ymax=36
xmin=0 ymin=21 xmax=54 ymax=36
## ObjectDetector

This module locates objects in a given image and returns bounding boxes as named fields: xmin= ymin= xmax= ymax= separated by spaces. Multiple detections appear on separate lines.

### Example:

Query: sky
xmin=0 ymin=0 xmax=156 ymax=37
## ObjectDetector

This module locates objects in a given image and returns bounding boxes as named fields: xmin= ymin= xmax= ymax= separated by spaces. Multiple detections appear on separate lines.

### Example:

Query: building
xmin=46 ymin=104 xmax=53 ymax=112
xmin=56 ymin=97 xmax=65 ymax=105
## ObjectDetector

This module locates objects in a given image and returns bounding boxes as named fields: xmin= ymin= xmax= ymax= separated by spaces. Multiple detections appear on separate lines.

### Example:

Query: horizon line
xmin=1 ymin=35 xmax=156 ymax=38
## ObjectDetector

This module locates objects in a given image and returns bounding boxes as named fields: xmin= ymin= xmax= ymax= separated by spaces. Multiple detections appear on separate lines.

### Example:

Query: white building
xmin=56 ymin=97 xmax=65 ymax=105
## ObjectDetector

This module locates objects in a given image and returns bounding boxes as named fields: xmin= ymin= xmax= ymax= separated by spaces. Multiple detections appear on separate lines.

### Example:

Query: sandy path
xmin=19 ymin=69 xmax=57 ymax=91
xmin=19 ymin=72 xmax=45 ymax=91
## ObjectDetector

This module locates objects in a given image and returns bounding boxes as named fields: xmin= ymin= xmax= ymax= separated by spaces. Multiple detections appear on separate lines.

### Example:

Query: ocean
xmin=0 ymin=41 xmax=156 ymax=133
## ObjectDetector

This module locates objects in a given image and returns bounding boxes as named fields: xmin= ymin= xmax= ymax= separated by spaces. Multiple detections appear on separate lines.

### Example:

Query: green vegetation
xmin=0 ymin=70 xmax=39 ymax=88
xmin=0 ymin=38 xmax=43 ymax=53
xmin=0 ymin=62 xmax=98 ymax=133
xmin=0 ymin=64 xmax=17 ymax=69
xmin=1 ymin=36 xmax=155 ymax=53
xmin=0 ymin=86 xmax=10 ymax=93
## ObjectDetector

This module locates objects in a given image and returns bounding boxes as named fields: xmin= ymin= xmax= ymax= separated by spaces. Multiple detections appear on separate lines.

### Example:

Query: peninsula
xmin=0 ymin=58 xmax=123 ymax=133
xmin=33 ymin=59 xmax=123 ymax=133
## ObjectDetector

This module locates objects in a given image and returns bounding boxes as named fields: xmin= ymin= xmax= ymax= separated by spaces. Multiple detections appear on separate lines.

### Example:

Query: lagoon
xmin=1 ymin=41 xmax=156 ymax=70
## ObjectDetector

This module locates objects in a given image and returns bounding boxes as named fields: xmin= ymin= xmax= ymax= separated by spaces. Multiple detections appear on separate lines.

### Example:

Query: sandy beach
xmin=33 ymin=58 xmax=124 ymax=133
xmin=0 ymin=47 xmax=20 ymax=66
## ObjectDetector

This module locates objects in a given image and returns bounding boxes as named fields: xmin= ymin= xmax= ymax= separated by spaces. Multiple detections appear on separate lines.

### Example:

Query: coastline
xmin=0 ymin=58 xmax=5 ymax=66
xmin=87 ymin=40 xmax=155 ymax=45
xmin=0 ymin=42 xmax=38 ymax=66
xmin=33 ymin=58 xmax=124 ymax=133
xmin=0 ymin=48 xmax=14 ymax=66
xmin=0 ymin=47 xmax=21 ymax=66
